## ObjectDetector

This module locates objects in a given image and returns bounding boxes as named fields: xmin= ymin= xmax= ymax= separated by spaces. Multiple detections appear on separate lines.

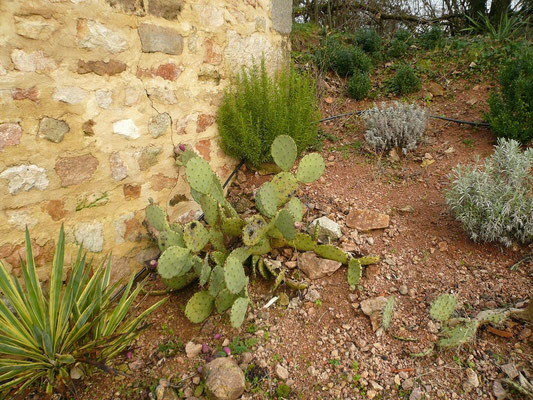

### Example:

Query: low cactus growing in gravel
xmin=363 ymin=102 xmax=428 ymax=154
xmin=445 ymin=138 xmax=533 ymax=246
xmin=429 ymin=294 xmax=510 ymax=347
xmin=145 ymin=136 xmax=379 ymax=327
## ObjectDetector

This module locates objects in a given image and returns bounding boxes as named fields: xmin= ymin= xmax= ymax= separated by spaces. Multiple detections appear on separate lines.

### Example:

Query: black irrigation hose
xmin=316 ymin=109 xmax=491 ymax=126
xmin=112 ymin=110 xmax=488 ymax=301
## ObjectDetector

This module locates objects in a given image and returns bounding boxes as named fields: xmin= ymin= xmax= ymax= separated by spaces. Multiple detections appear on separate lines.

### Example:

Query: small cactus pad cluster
xmin=428 ymin=294 xmax=511 ymax=348
xmin=145 ymin=136 xmax=377 ymax=327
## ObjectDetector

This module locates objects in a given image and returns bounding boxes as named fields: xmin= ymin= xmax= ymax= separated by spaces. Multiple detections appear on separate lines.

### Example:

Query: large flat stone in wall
xmin=224 ymin=31 xmax=284 ymax=72
xmin=271 ymin=0 xmax=292 ymax=34
xmin=138 ymin=24 xmax=183 ymax=55
xmin=148 ymin=0 xmax=183 ymax=20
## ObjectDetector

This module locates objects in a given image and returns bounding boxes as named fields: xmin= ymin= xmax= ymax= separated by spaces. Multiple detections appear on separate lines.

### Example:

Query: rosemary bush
xmin=389 ymin=64 xmax=421 ymax=95
xmin=486 ymin=46 xmax=533 ymax=144
xmin=317 ymin=40 xmax=372 ymax=76
xmin=445 ymin=139 xmax=533 ymax=246
xmin=347 ymin=71 xmax=371 ymax=100
xmin=363 ymin=102 xmax=428 ymax=154
xmin=354 ymin=28 xmax=382 ymax=56
xmin=218 ymin=61 xmax=320 ymax=167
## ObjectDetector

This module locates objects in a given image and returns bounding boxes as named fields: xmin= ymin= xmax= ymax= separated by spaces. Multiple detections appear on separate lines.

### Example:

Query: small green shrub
xmin=389 ymin=65 xmax=421 ymax=95
xmin=347 ymin=71 xmax=371 ymax=100
xmin=486 ymin=46 xmax=533 ymax=144
xmin=0 ymin=228 xmax=164 ymax=395
xmin=419 ymin=25 xmax=445 ymax=50
xmin=388 ymin=39 xmax=409 ymax=58
xmin=318 ymin=40 xmax=372 ymax=76
xmin=218 ymin=61 xmax=320 ymax=167
xmin=393 ymin=29 xmax=412 ymax=43
xmin=354 ymin=28 xmax=382 ymax=56
xmin=445 ymin=138 xmax=533 ymax=246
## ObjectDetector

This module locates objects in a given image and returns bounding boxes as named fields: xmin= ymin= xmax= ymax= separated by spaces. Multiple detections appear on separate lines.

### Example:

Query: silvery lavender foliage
xmin=445 ymin=139 xmax=533 ymax=247
xmin=363 ymin=102 xmax=428 ymax=154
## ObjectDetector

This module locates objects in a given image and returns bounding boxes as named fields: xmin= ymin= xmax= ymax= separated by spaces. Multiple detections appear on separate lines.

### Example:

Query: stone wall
xmin=0 ymin=0 xmax=291 ymax=281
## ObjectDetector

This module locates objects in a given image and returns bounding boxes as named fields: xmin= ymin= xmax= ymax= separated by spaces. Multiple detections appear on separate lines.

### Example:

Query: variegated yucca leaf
xmin=0 ymin=227 xmax=166 ymax=395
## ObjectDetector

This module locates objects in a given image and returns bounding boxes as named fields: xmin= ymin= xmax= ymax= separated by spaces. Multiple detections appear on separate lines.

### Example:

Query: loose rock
xmin=203 ymin=357 xmax=245 ymax=400
xmin=276 ymin=364 xmax=289 ymax=380
xmin=346 ymin=209 xmax=390 ymax=231
xmin=185 ymin=342 xmax=202 ymax=358
xmin=298 ymin=252 xmax=342 ymax=280
xmin=308 ymin=216 xmax=343 ymax=241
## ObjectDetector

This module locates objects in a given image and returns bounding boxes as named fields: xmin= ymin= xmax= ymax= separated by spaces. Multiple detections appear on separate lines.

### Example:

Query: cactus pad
xmin=183 ymin=221 xmax=210 ymax=253
xmin=289 ymin=233 xmax=316 ymax=251
xmin=157 ymin=246 xmax=192 ymax=279
xmin=257 ymin=258 xmax=270 ymax=279
xmin=162 ymin=272 xmax=196 ymax=290
xmin=315 ymin=244 xmax=349 ymax=264
xmin=185 ymin=291 xmax=214 ymax=323
xmin=382 ymin=296 xmax=395 ymax=331
xmin=199 ymin=194 xmax=219 ymax=226
xmin=211 ymin=251 xmax=228 ymax=266
xmin=208 ymin=229 xmax=225 ymax=252
xmin=250 ymin=238 xmax=272 ymax=256
xmin=438 ymin=320 xmax=478 ymax=347
xmin=296 ymin=153 xmax=325 ymax=184
xmin=475 ymin=309 xmax=509 ymax=326
xmin=224 ymin=256 xmax=247 ymax=294
xmin=255 ymin=182 xmax=278 ymax=218
xmin=357 ymin=255 xmax=380 ymax=265
xmin=199 ymin=258 xmax=212 ymax=286
xmin=229 ymin=247 xmax=252 ymax=263
xmin=274 ymin=209 xmax=296 ymax=240
xmin=272 ymin=269 xmax=285 ymax=292
xmin=176 ymin=148 xmax=198 ymax=166
xmin=230 ymin=297 xmax=249 ymax=328
xmin=208 ymin=265 xmax=225 ymax=298
xmin=347 ymin=258 xmax=362 ymax=290
xmin=186 ymin=157 xmax=216 ymax=194
xmin=146 ymin=203 xmax=169 ymax=232
xmin=271 ymin=172 xmax=299 ymax=206
xmin=271 ymin=135 xmax=297 ymax=172
xmin=430 ymin=294 xmax=457 ymax=322
xmin=221 ymin=215 xmax=244 ymax=236
xmin=286 ymin=198 xmax=304 ymax=222
xmin=215 ymin=289 xmax=237 ymax=313
xmin=242 ymin=215 xmax=269 ymax=246
xmin=158 ymin=229 xmax=185 ymax=251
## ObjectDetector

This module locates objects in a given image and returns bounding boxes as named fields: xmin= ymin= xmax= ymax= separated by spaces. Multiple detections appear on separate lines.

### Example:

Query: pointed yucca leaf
xmin=48 ymin=225 xmax=65 ymax=352
xmin=0 ymin=370 xmax=46 ymax=394
xmin=0 ymin=295 xmax=36 ymax=347
xmin=101 ymin=274 xmax=138 ymax=337
xmin=0 ymin=335 xmax=45 ymax=361
xmin=20 ymin=229 xmax=46 ymax=331
xmin=0 ymin=263 xmax=34 ymax=331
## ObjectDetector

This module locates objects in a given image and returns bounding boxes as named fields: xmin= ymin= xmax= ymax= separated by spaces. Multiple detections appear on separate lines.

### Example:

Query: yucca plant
xmin=464 ymin=11 xmax=530 ymax=43
xmin=0 ymin=227 xmax=166 ymax=396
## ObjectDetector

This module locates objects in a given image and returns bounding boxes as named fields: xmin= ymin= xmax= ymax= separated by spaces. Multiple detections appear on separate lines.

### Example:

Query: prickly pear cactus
xmin=296 ymin=153 xmax=325 ymax=183
xmin=382 ymin=296 xmax=395 ymax=331
xmin=315 ymin=244 xmax=349 ymax=264
xmin=347 ymin=258 xmax=362 ymax=290
xmin=145 ymin=139 xmax=376 ymax=328
xmin=271 ymin=135 xmax=297 ymax=172
xmin=146 ymin=203 xmax=169 ymax=232
xmin=242 ymin=215 xmax=269 ymax=246
xmin=289 ymin=233 xmax=316 ymax=251
xmin=271 ymin=172 xmax=299 ymax=206
xmin=438 ymin=320 xmax=478 ymax=347
xmin=183 ymin=221 xmax=210 ymax=253
xmin=157 ymin=246 xmax=192 ymax=279
xmin=475 ymin=309 xmax=509 ymax=326
xmin=230 ymin=297 xmax=249 ymax=328
xmin=286 ymin=198 xmax=304 ymax=222
xmin=185 ymin=291 xmax=214 ymax=323
xmin=430 ymin=294 xmax=457 ymax=322
xmin=256 ymin=182 xmax=278 ymax=218
xmin=274 ymin=209 xmax=296 ymax=240
xmin=224 ymin=256 xmax=247 ymax=294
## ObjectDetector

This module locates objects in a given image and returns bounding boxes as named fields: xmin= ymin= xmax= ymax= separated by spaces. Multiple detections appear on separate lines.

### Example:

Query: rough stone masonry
xmin=0 ymin=0 xmax=292 ymax=281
